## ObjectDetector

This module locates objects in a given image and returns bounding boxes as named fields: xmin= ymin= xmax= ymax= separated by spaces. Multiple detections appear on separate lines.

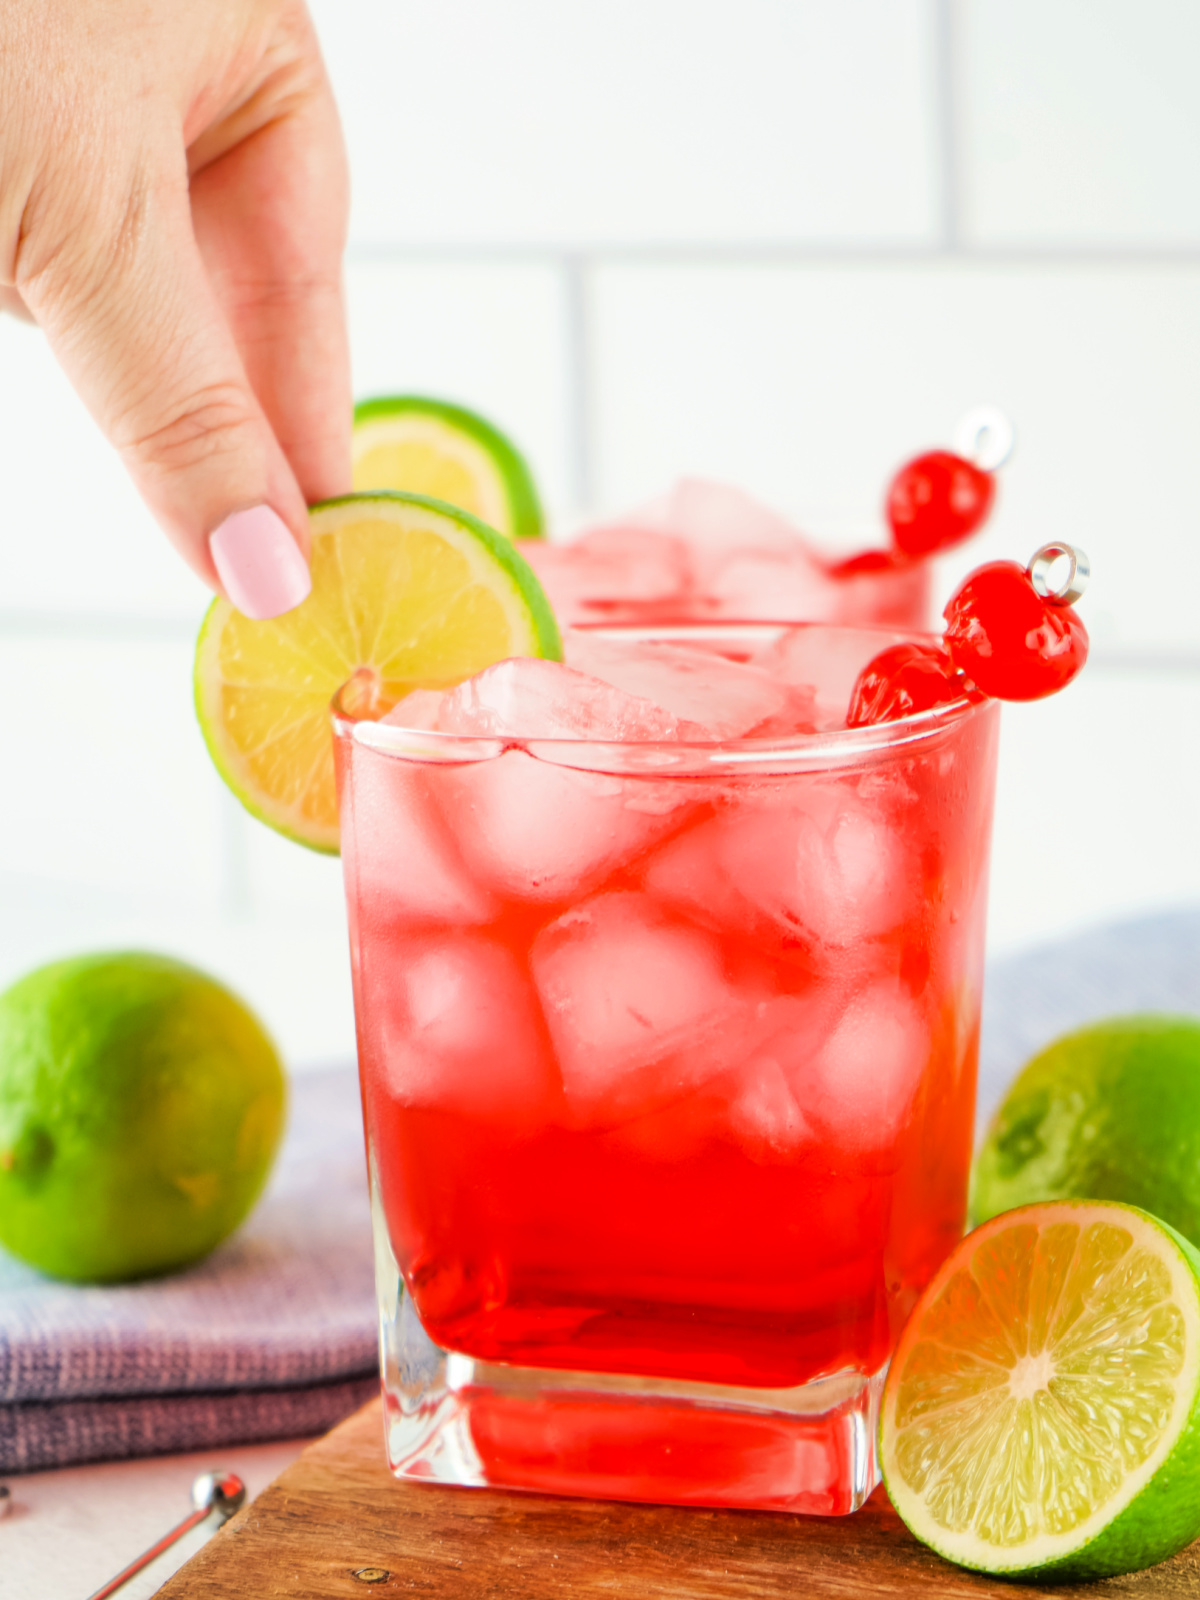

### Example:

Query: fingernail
xmin=209 ymin=505 xmax=311 ymax=619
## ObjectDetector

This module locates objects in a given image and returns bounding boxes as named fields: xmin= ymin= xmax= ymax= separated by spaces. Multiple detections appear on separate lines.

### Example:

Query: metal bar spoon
xmin=86 ymin=1471 xmax=246 ymax=1600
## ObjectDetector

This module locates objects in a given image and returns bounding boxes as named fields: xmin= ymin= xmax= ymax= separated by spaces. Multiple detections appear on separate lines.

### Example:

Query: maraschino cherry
xmin=832 ymin=409 xmax=1012 ymax=578
xmin=887 ymin=451 xmax=995 ymax=558
xmin=847 ymin=641 xmax=971 ymax=728
xmin=943 ymin=543 xmax=1089 ymax=701
xmin=848 ymin=542 xmax=1090 ymax=726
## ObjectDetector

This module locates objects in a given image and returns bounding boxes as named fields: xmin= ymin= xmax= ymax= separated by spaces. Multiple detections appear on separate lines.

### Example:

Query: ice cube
xmin=650 ymin=479 xmax=803 ymax=556
xmin=796 ymin=980 xmax=929 ymax=1153
xmin=437 ymin=656 xmax=696 ymax=742
xmin=366 ymin=931 xmax=558 ymax=1123
xmin=347 ymin=754 xmax=493 ymax=927
xmin=440 ymin=752 xmax=686 ymax=903
xmin=530 ymin=890 xmax=761 ymax=1124
xmin=431 ymin=658 xmax=703 ymax=902
xmin=703 ymin=546 xmax=842 ymax=622
xmin=755 ymin=626 xmax=906 ymax=726
xmin=565 ymin=633 xmax=799 ymax=740
xmin=381 ymin=688 xmax=447 ymax=730
xmin=646 ymin=782 xmax=915 ymax=948
xmin=516 ymin=526 xmax=691 ymax=623
xmin=727 ymin=1057 xmax=813 ymax=1161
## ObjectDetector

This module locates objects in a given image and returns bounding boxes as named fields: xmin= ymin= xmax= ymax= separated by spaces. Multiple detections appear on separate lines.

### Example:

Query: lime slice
xmin=352 ymin=395 xmax=544 ymax=540
xmin=881 ymin=1200 xmax=1200 ymax=1580
xmin=194 ymin=492 xmax=561 ymax=853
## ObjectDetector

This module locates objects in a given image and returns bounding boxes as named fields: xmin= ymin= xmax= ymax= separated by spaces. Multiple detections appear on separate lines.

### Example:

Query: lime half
xmin=194 ymin=492 xmax=561 ymax=853
xmin=352 ymin=395 xmax=544 ymax=540
xmin=881 ymin=1200 xmax=1200 ymax=1580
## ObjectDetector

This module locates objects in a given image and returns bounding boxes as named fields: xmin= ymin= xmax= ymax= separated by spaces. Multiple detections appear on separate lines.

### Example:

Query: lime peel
xmin=352 ymin=395 xmax=544 ymax=540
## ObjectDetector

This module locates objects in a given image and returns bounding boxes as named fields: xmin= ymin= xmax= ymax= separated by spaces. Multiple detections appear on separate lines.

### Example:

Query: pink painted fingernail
xmin=209 ymin=505 xmax=311 ymax=619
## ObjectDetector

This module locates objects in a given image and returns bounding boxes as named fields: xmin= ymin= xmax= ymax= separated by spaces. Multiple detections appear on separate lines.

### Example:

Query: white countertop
xmin=2 ymin=1437 xmax=311 ymax=1600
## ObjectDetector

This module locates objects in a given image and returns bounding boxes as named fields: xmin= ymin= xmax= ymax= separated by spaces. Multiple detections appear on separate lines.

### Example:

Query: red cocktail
xmin=335 ymin=623 xmax=999 ymax=1513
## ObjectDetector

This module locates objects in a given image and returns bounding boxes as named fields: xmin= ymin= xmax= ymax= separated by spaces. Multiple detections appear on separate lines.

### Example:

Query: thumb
xmin=21 ymin=164 xmax=312 ymax=619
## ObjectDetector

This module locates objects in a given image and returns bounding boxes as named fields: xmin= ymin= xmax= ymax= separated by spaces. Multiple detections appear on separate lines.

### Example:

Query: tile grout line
xmin=932 ymin=0 xmax=963 ymax=253
xmin=560 ymin=255 xmax=595 ymax=512
xmin=345 ymin=242 xmax=1200 ymax=268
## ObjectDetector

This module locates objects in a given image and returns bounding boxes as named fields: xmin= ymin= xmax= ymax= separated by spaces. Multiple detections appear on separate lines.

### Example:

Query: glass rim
xmin=330 ymin=620 xmax=991 ymax=778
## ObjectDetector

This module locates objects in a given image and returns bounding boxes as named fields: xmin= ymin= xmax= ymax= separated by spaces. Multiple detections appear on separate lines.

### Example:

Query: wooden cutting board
xmin=157 ymin=1397 xmax=1200 ymax=1598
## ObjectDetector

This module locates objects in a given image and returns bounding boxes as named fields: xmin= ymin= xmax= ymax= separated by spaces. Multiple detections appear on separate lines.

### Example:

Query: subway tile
xmin=0 ymin=321 xmax=212 ymax=620
xmin=0 ymin=876 xmax=357 ymax=1069
xmin=314 ymin=0 xmax=939 ymax=246
xmin=590 ymin=260 xmax=1200 ymax=651
xmin=240 ymin=806 xmax=348 ymax=918
xmin=987 ymin=668 xmax=1200 ymax=952
xmin=962 ymin=0 xmax=1200 ymax=245
xmin=0 ymin=638 xmax=223 ymax=899
xmin=346 ymin=260 xmax=572 ymax=511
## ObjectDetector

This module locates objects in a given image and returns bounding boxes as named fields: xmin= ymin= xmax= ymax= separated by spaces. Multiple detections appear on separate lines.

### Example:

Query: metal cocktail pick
xmin=1028 ymin=541 xmax=1090 ymax=605
xmin=86 ymin=1470 xmax=246 ymax=1600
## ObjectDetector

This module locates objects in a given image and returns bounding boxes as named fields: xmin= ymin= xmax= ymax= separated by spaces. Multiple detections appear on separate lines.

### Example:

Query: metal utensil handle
xmin=86 ymin=1471 xmax=246 ymax=1600
xmin=86 ymin=1505 xmax=214 ymax=1600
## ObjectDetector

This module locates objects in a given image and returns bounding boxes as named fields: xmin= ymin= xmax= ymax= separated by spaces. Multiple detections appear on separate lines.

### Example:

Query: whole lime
xmin=0 ymin=952 xmax=286 ymax=1282
xmin=972 ymin=1015 xmax=1200 ymax=1243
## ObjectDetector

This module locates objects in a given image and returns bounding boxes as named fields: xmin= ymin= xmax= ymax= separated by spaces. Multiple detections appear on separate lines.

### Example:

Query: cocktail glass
xmin=333 ymin=623 xmax=999 ymax=1515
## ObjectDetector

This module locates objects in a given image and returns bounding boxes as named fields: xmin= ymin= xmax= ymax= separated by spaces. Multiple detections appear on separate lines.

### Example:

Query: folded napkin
xmin=0 ymin=1065 xmax=378 ymax=1472
xmin=4 ymin=908 xmax=1199 ymax=1473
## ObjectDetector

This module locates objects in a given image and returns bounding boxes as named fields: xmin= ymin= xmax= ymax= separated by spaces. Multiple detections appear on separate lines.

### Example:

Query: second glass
xmin=334 ymin=624 xmax=1000 ymax=1515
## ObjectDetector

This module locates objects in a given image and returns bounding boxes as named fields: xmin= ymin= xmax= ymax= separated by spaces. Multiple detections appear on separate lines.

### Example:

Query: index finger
xmin=190 ymin=77 xmax=352 ymax=505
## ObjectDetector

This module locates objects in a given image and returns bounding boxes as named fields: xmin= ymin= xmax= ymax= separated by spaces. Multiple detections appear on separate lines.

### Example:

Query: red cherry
xmin=847 ymin=641 xmax=971 ymax=728
xmin=944 ymin=561 xmax=1089 ymax=701
xmin=827 ymin=548 xmax=912 ymax=579
xmin=887 ymin=450 xmax=995 ymax=558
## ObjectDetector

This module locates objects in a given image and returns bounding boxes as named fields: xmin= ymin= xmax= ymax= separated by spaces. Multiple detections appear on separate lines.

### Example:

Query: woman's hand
xmin=0 ymin=0 xmax=350 ymax=617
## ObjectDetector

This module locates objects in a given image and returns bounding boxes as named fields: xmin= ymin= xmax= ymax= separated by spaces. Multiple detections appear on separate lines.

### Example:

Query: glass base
xmin=373 ymin=1191 xmax=884 ymax=1515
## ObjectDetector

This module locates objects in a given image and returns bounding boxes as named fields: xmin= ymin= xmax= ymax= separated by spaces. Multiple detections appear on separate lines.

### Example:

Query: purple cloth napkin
xmin=0 ymin=1065 xmax=378 ymax=1471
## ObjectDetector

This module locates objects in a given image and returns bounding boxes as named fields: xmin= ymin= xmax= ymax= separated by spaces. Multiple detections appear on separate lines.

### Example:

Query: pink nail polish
xmin=209 ymin=505 xmax=311 ymax=619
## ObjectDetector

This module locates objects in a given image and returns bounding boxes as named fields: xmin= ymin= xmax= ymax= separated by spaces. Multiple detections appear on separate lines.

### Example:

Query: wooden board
xmin=158 ymin=1398 xmax=1200 ymax=1598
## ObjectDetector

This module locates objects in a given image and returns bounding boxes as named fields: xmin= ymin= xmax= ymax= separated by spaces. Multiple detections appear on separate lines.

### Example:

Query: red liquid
xmin=344 ymin=698 xmax=998 ymax=1398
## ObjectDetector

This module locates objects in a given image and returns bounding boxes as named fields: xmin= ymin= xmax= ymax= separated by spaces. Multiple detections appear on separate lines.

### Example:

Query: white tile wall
xmin=1 ymin=0 xmax=1198 ymax=1069
xmin=588 ymin=261 xmax=1200 ymax=651
xmin=0 ymin=638 xmax=219 ymax=898
xmin=346 ymin=261 xmax=572 ymax=509
xmin=315 ymin=0 xmax=940 ymax=246
xmin=0 ymin=321 xmax=210 ymax=620
xmin=963 ymin=0 xmax=1200 ymax=246
xmin=988 ymin=667 xmax=1200 ymax=953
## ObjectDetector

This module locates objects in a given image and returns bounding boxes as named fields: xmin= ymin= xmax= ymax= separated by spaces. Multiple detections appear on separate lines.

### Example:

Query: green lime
xmin=973 ymin=1016 xmax=1200 ymax=1243
xmin=194 ymin=492 xmax=561 ymax=853
xmin=352 ymin=395 xmax=544 ymax=539
xmin=881 ymin=1200 xmax=1200 ymax=1579
xmin=0 ymin=952 xmax=286 ymax=1283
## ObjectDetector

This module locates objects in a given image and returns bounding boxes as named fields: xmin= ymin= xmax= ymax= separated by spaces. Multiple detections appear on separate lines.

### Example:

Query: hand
xmin=0 ymin=0 xmax=351 ymax=617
